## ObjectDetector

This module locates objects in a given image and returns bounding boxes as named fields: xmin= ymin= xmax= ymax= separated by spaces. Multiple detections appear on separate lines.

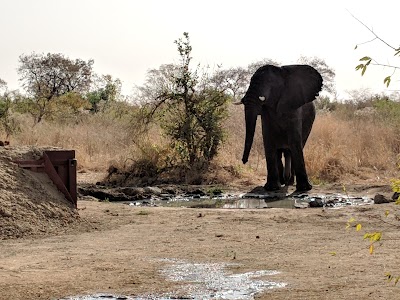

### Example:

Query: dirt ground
xmin=0 ymin=148 xmax=400 ymax=299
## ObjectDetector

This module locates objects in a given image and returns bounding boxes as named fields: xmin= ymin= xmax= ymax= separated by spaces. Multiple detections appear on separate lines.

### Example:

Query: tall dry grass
xmin=11 ymin=113 xmax=136 ymax=171
xmin=306 ymin=113 xmax=399 ymax=182
xmin=9 ymin=106 xmax=400 ymax=184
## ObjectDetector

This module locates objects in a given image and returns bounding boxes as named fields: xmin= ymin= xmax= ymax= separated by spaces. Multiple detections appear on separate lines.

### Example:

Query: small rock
xmin=374 ymin=194 xmax=391 ymax=204
xmin=294 ymin=201 xmax=309 ymax=209
xmin=309 ymin=198 xmax=324 ymax=207
xmin=392 ymin=192 xmax=400 ymax=201
xmin=144 ymin=186 xmax=162 ymax=195
xmin=186 ymin=188 xmax=206 ymax=196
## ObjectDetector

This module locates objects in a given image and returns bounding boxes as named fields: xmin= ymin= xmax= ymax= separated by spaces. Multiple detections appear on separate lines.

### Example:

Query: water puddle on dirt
xmin=140 ymin=192 xmax=374 ymax=209
xmin=61 ymin=260 xmax=285 ymax=300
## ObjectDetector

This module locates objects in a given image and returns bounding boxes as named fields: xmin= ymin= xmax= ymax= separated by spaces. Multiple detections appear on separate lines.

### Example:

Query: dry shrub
xmin=306 ymin=112 xmax=399 ymax=182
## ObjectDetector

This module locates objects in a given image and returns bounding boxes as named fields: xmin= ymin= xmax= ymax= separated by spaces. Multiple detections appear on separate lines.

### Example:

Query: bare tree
xmin=210 ymin=59 xmax=280 ymax=101
xmin=297 ymin=56 xmax=336 ymax=97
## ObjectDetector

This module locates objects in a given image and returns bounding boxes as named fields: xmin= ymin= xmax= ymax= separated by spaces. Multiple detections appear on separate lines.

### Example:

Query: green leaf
xmin=384 ymin=76 xmax=391 ymax=87
xmin=395 ymin=48 xmax=400 ymax=56
xmin=354 ymin=45 xmax=358 ymax=50
xmin=361 ymin=66 xmax=367 ymax=76
xmin=355 ymin=64 xmax=364 ymax=71
xmin=360 ymin=56 xmax=372 ymax=61
xmin=356 ymin=224 xmax=362 ymax=231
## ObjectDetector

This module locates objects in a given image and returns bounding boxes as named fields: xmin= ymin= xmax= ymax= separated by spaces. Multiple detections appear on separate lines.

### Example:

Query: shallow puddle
xmin=61 ymin=260 xmax=285 ymax=300
xmin=144 ymin=192 xmax=374 ymax=209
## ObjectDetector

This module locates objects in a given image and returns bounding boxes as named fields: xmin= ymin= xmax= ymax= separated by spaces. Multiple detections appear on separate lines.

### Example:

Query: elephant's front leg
xmin=290 ymin=144 xmax=312 ymax=192
xmin=264 ymin=150 xmax=281 ymax=191
xmin=262 ymin=120 xmax=281 ymax=191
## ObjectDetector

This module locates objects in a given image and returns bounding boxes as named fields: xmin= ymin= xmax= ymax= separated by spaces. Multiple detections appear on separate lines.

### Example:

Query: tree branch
xmin=349 ymin=10 xmax=397 ymax=50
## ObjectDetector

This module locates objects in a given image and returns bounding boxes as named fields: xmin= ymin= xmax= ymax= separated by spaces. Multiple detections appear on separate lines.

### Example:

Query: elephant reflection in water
xmin=237 ymin=64 xmax=322 ymax=192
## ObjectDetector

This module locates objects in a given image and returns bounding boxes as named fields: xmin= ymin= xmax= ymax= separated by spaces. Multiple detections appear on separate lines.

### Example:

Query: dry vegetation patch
xmin=6 ymin=105 xmax=400 ymax=186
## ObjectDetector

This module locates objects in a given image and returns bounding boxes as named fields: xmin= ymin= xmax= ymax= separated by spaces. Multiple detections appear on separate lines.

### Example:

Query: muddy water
xmin=61 ymin=260 xmax=286 ymax=300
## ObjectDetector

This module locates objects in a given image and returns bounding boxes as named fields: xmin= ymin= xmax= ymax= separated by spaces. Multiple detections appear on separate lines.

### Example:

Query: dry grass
xmin=11 ymin=113 xmax=135 ymax=171
xmin=306 ymin=113 xmax=399 ymax=182
xmin=8 ymin=107 xmax=400 ymax=185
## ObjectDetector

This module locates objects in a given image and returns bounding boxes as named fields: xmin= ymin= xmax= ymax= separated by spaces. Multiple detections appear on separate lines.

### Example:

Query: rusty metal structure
xmin=14 ymin=150 xmax=77 ymax=208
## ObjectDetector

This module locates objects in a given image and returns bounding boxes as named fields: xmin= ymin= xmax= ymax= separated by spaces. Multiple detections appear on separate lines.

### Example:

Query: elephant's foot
xmin=264 ymin=181 xmax=281 ymax=191
xmin=285 ymin=175 xmax=295 ymax=186
xmin=295 ymin=182 xmax=312 ymax=192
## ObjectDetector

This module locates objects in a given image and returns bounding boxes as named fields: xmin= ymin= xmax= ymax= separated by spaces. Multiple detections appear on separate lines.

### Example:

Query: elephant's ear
xmin=276 ymin=65 xmax=323 ymax=113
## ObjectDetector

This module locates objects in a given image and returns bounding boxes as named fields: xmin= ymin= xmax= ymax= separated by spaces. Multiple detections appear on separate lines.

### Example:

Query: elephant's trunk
xmin=242 ymin=108 xmax=258 ymax=164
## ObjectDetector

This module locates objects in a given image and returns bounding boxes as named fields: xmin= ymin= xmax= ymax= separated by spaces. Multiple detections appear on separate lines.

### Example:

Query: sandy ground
xmin=1 ymin=174 xmax=400 ymax=299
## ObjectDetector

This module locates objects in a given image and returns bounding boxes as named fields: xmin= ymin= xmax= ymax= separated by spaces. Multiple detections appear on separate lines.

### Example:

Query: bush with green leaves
xmin=140 ymin=33 xmax=230 ymax=172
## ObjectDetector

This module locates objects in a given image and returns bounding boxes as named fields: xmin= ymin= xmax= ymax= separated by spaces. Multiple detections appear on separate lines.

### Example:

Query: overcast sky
xmin=0 ymin=0 xmax=398 ymax=98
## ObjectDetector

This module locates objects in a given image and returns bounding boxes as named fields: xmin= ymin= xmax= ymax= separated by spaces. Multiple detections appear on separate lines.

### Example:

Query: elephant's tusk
xmin=259 ymin=96 xmax=266 ymax=101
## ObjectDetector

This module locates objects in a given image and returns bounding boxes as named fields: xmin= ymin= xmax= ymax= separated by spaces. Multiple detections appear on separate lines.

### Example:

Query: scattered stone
xmin=294 ymin=201 xmax=309 ymax=209
xmin=117 ymin=187 xmax=145 ymax=196
xmin=144 ymin=186 xmax=162 ymax=195
xmin=373 ymin=194 xmax=392 ymax=204
xmin=392 ymin=192 xmax=400 ymax=201
xmin=309 ymin=198 xmax=324 ymax=207
xmin=185 ymin=189 xmax=206 ymax=197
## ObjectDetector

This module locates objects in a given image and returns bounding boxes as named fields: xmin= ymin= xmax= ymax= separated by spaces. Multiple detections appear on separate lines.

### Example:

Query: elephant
xmin=238 ymin=64 xmax=323 ymax=192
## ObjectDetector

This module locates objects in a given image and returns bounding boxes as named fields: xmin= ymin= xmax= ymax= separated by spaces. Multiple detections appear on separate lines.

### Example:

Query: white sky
xmin=0 ymin=0 xmax=398 ymax=98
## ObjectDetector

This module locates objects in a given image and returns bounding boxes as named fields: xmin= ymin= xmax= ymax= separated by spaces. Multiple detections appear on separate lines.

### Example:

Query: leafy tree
xmin=140 ymin=32 xmax=229 ymax=169
xmin=0 ymin=78 xmax=6 ymax=90
xmin=0 ymin=80 xmax=20 ymax=137
xmin=86 ymin=74 xmax=122 ymax=113
xmin=18 ymin=52 xmax=93 ymax=123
